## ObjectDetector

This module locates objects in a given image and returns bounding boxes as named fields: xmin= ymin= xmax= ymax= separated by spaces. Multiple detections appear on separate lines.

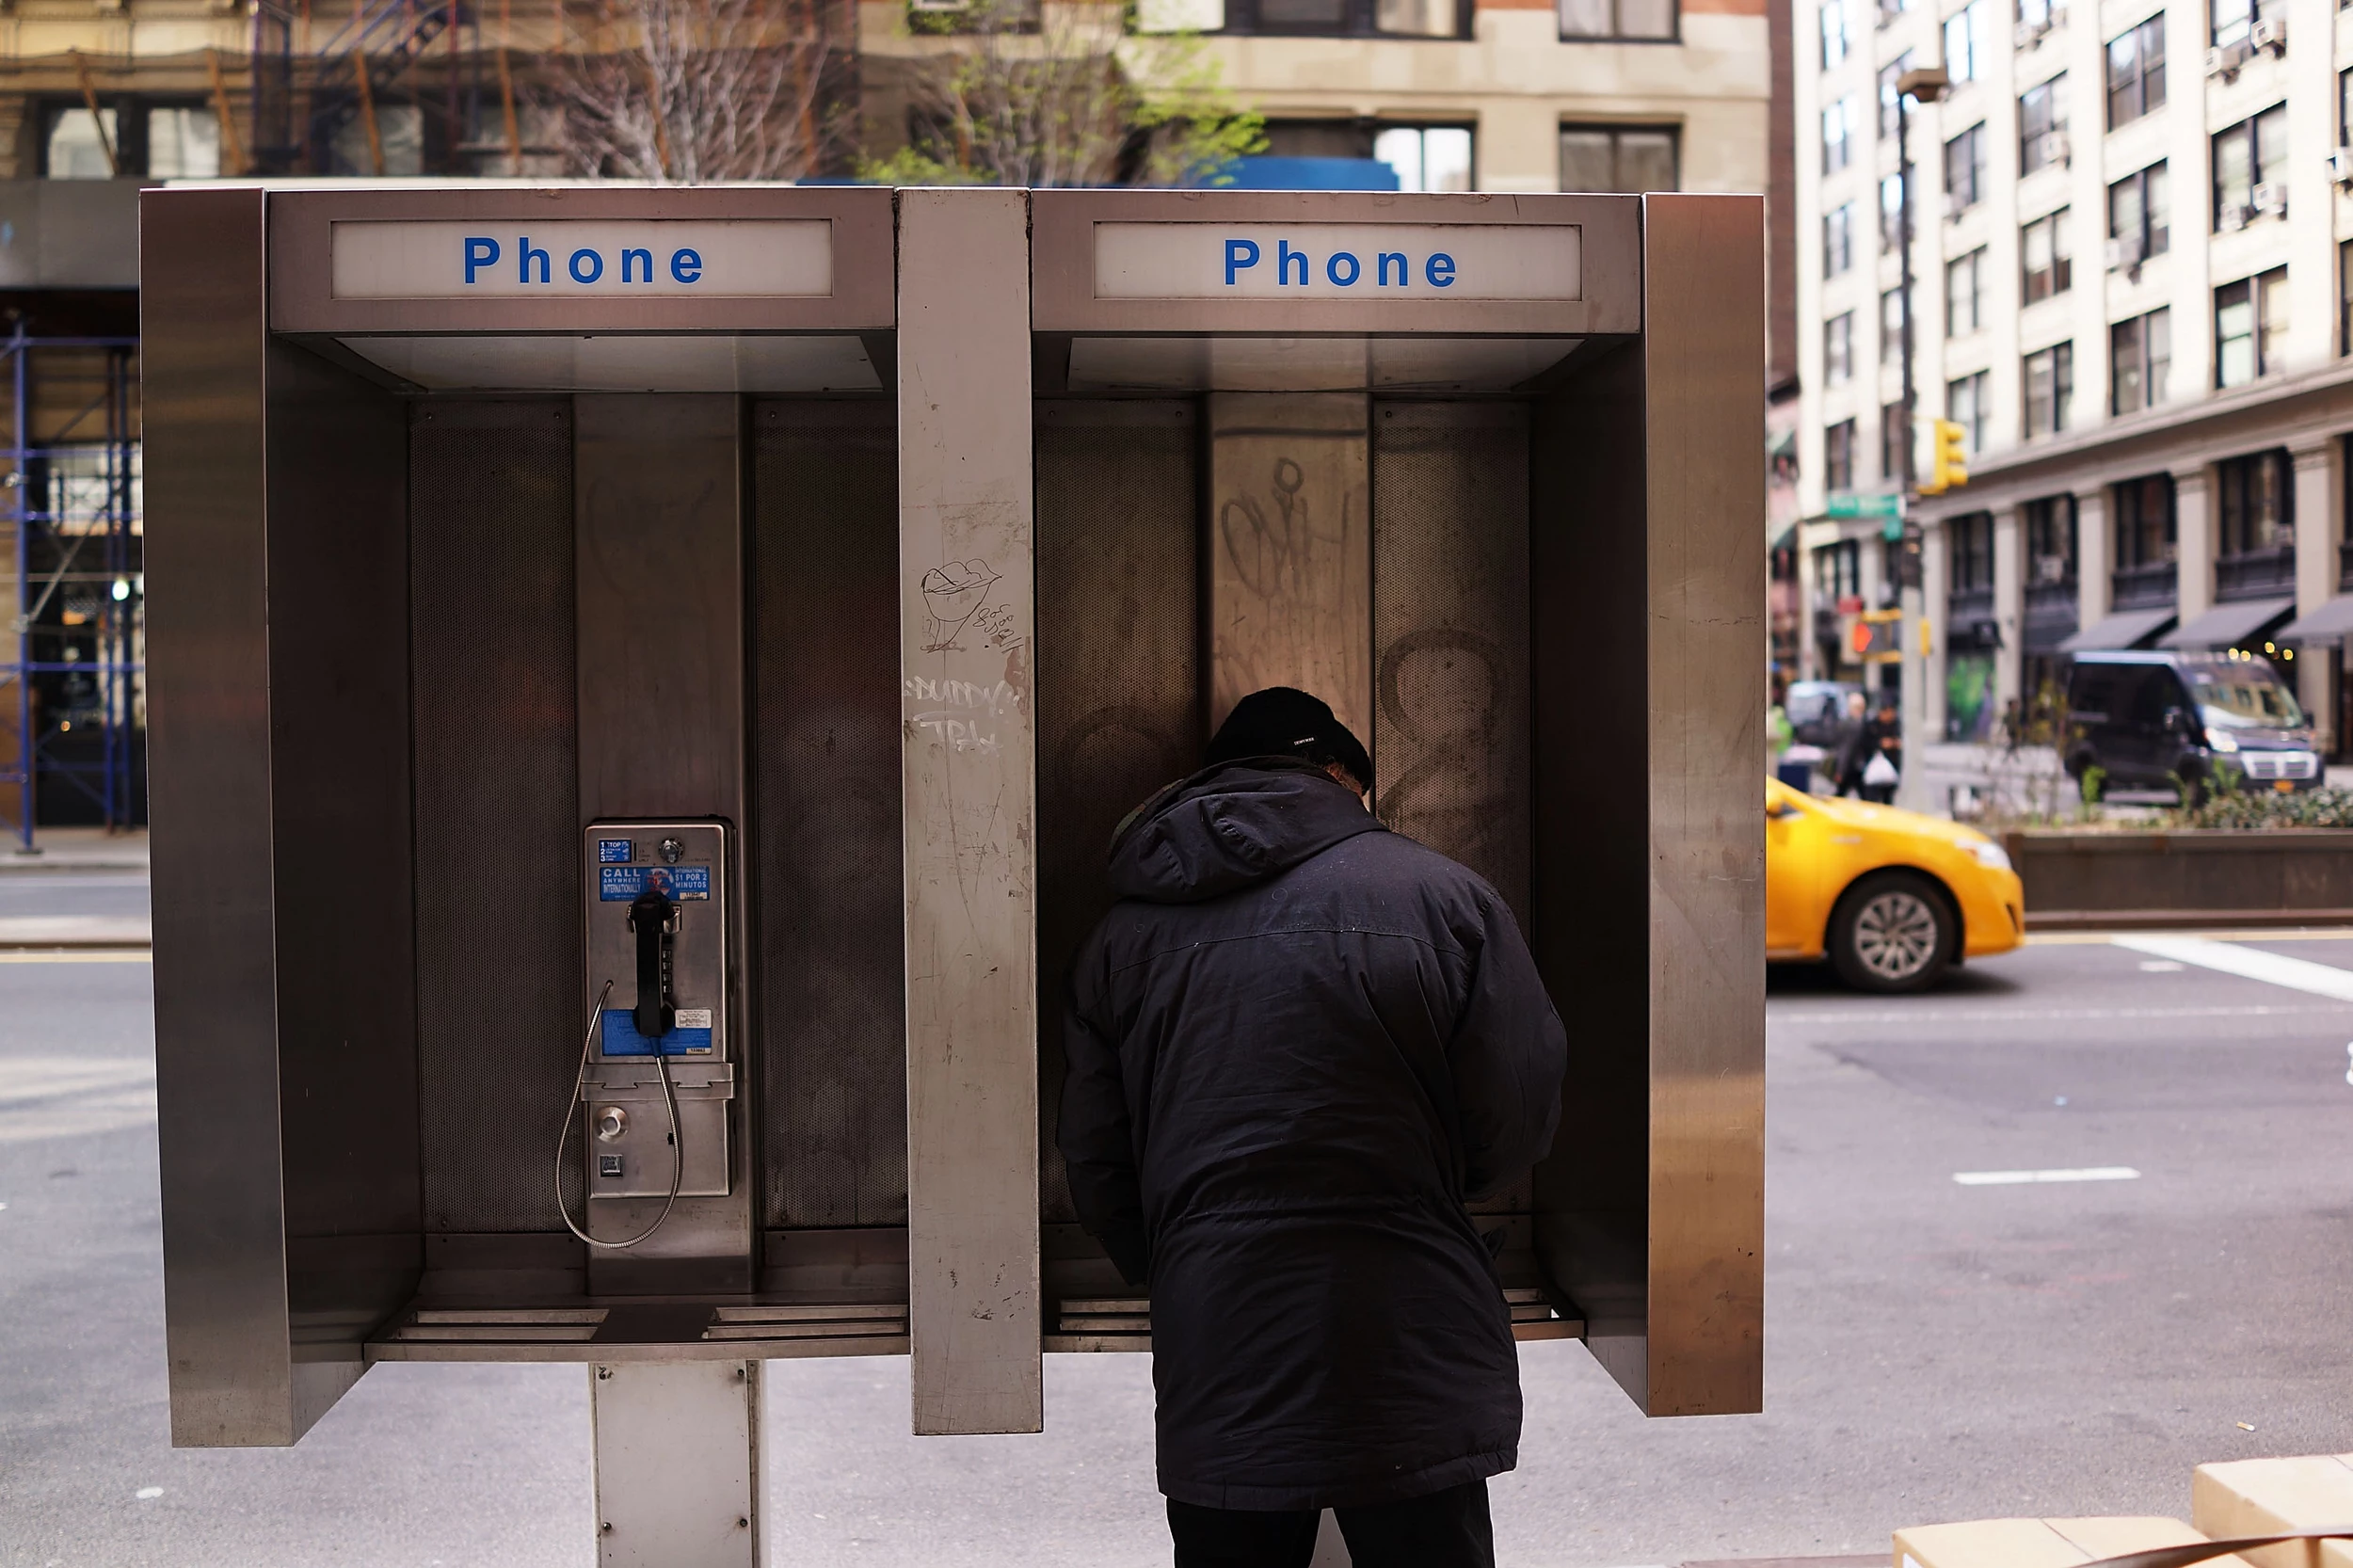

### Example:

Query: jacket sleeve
xmin=1450 ymin=893 xmax=1569 ymax=1202
xmin=1057 ymin=961 xmax=1150 ymax=1287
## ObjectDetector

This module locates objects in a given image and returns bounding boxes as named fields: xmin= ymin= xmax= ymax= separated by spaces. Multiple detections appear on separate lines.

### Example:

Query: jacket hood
xmin=1108 ymin=759 xmax=1386 ymax=904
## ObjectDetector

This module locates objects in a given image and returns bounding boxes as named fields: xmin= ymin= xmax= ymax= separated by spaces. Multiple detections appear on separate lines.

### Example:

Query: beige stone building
xmin=857 ymin=0 xmax=1771 ymax=196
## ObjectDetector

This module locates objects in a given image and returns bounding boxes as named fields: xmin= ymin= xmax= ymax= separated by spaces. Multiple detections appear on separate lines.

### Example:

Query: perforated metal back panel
xmin=1034 ymin=400 xmax=1202 ymax=1224
xmin=749 ymin=400 xmax=905 ymax=1230
xmin=409 ymin=398 xmax=582 ymax=1233
xmin=1371 ymin=402 xmax=1532 ymax=921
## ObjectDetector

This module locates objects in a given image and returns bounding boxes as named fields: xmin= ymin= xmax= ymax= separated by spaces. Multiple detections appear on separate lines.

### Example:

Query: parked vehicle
xmin=2062 ymin=651 xmax=2319 ymax=800
xmin=1785 ymin=680 xmax=1865 ymax=748
xmin=1767 ymin=776 xmax=2025 ymax=992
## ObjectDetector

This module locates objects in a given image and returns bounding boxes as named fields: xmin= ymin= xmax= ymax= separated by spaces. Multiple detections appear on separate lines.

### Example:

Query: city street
xmin=4 ymin=874 xmax=2352 ymax=1567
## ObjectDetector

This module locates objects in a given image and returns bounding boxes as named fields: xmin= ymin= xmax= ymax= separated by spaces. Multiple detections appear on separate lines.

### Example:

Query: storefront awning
xmin=2057 ymin=606 xmax=2175 ymax=653
xmin=2278 ymin=594 xmax=2353 ymax=648
xmin=2155 ymin=595 xmax=2296 ymax=650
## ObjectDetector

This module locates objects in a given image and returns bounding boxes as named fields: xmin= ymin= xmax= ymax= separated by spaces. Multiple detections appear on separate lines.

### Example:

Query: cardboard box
xmin=1895 ymin=1515 xmax=2249 ymax=1568
xmin=2192 ymin=1454 xmax=2353 ymax=1568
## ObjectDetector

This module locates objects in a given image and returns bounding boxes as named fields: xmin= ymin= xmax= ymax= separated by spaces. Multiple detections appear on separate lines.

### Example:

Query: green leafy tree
xmin=860 ymin=0 xmax=1262 ymax=188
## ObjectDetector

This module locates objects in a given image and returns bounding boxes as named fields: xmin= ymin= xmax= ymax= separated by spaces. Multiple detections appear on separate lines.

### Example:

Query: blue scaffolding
xmin=0 ymin=328 xmax=143 ymax=851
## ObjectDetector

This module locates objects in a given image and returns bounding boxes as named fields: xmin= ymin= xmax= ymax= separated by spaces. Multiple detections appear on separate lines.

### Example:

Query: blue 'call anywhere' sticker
xmin=598 ymin=864 xmax=712 ymax=902
xmin=600 ymin=1008 xmax=715 ymax=1056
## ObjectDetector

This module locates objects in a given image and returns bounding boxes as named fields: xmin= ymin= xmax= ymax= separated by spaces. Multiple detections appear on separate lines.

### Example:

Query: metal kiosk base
xmin=590 ymin=1360 xmax=762 ymax=1568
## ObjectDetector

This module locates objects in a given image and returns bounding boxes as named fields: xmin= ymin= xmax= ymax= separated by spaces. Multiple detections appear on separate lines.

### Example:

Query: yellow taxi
xmin=1767 ymin=776 xmax=2025 ymax=992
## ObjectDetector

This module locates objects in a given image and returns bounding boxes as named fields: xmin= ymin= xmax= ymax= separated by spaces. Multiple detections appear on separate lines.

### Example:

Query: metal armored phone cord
xmin=553 ymin=978 xmax=683 ymax=1250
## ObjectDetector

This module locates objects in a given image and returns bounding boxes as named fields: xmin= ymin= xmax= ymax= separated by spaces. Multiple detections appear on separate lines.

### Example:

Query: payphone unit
xmin=562 ymin=822 xmax=735 ymax=1237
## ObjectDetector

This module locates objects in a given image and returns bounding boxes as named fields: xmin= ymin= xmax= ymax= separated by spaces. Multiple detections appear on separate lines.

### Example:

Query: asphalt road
xmin=4 ymin=881 xmax=2352 ymax=1567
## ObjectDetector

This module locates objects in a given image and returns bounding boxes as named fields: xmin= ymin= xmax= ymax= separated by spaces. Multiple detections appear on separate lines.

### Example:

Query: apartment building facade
xmin=855 ymin=0 xmax=1771 ymax=198
xmin=1792 ymin=0 xmax=2353 ymax=755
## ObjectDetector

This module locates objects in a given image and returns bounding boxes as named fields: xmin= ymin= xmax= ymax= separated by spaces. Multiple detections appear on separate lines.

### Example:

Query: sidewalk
xmin=0 ymin=826 xmax=149 ymax=875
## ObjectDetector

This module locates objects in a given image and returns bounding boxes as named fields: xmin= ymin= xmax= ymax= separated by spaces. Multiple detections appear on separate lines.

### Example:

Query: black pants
xmin=1166 ymin=1480 xmax=1495 ymax=1568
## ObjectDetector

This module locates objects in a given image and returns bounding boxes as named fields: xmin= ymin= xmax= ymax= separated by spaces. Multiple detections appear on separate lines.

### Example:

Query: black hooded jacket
xmin=1058 ymin=760 xmax=1569 ymax=1512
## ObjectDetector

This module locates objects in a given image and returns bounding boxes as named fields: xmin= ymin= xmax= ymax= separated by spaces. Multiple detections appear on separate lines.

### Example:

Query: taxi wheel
xmin=1829 ymin=872 xmax=1954 ymax=993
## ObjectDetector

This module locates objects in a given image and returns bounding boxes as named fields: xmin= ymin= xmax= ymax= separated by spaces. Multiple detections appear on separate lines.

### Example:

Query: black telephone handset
xmin=627 ymin=888 xmax=679 ymax=1040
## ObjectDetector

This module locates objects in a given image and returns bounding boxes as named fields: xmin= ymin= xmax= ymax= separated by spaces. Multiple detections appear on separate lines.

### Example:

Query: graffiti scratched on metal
xmin=896 ymin=187 xmax=1044 ymax=1436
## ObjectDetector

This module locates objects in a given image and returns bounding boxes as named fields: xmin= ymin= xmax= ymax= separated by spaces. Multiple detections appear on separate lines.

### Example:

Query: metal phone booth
xmin=1017 ymin=191 xmax=1768 ymax=1417
xmin=144 ymin=184 xmax=910 ymax=1558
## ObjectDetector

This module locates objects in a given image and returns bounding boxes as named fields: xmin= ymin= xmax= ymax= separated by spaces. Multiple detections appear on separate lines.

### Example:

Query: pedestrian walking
xmin=1058 ymin=685 xmax=1569 ymax=1568
xmin=1861 ymin=697 xmax=1901 ymax=803
xmin=1831 ymin=690 xmax=1872 ymax=797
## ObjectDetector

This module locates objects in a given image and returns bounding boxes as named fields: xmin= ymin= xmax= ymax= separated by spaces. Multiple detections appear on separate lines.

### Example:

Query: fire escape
xmin=248 ymin=0 xmax=477 ymax=176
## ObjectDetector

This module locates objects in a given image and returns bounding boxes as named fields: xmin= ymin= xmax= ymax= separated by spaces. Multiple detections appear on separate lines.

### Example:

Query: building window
xmin=1881 ymin=402 xmax=1909 ymax=481
xmin=46 ymin=100 xmax=229 ymax=180
xmin=2342 ymin=240 xmax=2353 ymax=355
xmin=2025 ymin=495 xmax=2078 ymax=586
xmin=1816 ymin=537 xmax=1863 ymax=609
xmin=1877 ymin=0 xmax=1910 ymax=24
xmin=2212 ymin=105 xmax=2286 ymax=229
xmin=1826 ymin=312 xmax=1855 ymax=383
xmin=2021 ymin=209 xmax=2071 ymax=303
xmin=2110 ymin=308 xmax=2170 ymax=414
xmin=43 ymin=105 xmax=119 ymax=179
xmin=2342 ymin=67 xmax=2353 ymax=147
xmin=1879 ymin=54 xmax=1914 ymax=138
xmin=1822 ymin=0 xmax=1850 ymax=64
xmin=1222 ymin=0 xmax=1467 ymax=35
xmin=2024 ymin=342 xmax=2073 ymax=437
xmin=1947 ymin=370 xmax=1988 ymax=451
xmin=2211 ymin=0 xmax=2278 ymax=49
xmin=2215 ymin=449 xmax=2294 ymax=561
xmin=1559 ymin=125 xmax=1678 ymax=191
xmin=2215 ymin=266 xmax=2287 ymax=387
xmin=1944 ymin=123 xmax=1987 ymax=215
xmin=1823 ymin=98 xmax=1856 ymax=174
xmin=2018 ymin=0 xmax=2057 ymax=30
xmin=1375 ymin=126 xmax=1474 ymax=191
xmin=1559 ymin=0 xmax=1675 ymax=40
xmin=1880 ymin=173 xmax=1906 ymax=253
xmin=1823 ymin=203 xmax=1855 ymax=277
xmin=2114 ymin=475 xmax=2177 ymax=569
xmin=1945 ymin=0 xmax=1986 ymax=82
xmin=1881 ymin=286 xmax=1916 ymax=364
xmin=2018 ymin=75 xmax=2069 ymax=176
xmin=1825 ymin=419 xmax=1856 ymax=491
xmin=1945 ymin=248 xmax=1985 ymax=336
xmin=2107 ymin=163 xmax=2169 ymax=266
xmin=1949 ymin=512 xmax=1994 ymax=591
xmin=2106 ymin=16 xmax=2165 ymax=128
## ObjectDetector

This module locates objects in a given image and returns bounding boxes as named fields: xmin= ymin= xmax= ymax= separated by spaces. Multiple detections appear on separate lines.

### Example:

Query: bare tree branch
xmin=542 ymin=0 xmax=841 ymax=182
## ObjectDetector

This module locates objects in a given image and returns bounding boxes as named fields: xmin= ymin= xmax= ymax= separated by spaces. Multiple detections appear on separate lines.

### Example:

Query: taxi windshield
xmin=2185 ymin=661 xmax=2305 ymax=729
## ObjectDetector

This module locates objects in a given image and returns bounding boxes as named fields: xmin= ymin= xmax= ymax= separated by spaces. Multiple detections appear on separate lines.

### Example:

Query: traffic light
xmin=1847 ymin=610 xmax=1903 ymax=662
xmin=1920 ymin=419 xmax=1969 ymax=495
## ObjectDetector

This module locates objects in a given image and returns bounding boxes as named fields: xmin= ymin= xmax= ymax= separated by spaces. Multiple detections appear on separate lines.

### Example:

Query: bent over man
xmin=1058 ymin=686 xmax=1570 ymax=1568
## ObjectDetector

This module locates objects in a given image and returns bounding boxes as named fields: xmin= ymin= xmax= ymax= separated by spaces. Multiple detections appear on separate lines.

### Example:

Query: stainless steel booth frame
xmin=145 ymin=185 xmax=1763 ymax=1490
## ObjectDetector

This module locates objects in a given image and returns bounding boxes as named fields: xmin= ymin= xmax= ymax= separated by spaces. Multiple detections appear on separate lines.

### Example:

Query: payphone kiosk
xmin=148 ymin=185 xmax=1765 ymax=1559
xmin=144 ymin=184 xmax=914 ymax=1560
xmin=905 ymin=190 xmax=1765 ymax=1427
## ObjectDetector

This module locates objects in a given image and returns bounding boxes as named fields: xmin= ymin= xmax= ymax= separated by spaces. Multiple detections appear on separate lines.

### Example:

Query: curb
xmin=2027 ymin=908 xmax=2353 ymax=932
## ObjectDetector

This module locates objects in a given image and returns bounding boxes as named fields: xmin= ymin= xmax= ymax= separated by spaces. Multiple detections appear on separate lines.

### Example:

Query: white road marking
xmin=1954 ymin=1166 xmax=2141 ymax=1186
xmin=2112 ymin=935 xmax=2353 ymax=1002
xmin=2138 ymin=959 xmax=2186 ymax=971
xmin=1774 ymin=1002 xmax=2353 ymax=1024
